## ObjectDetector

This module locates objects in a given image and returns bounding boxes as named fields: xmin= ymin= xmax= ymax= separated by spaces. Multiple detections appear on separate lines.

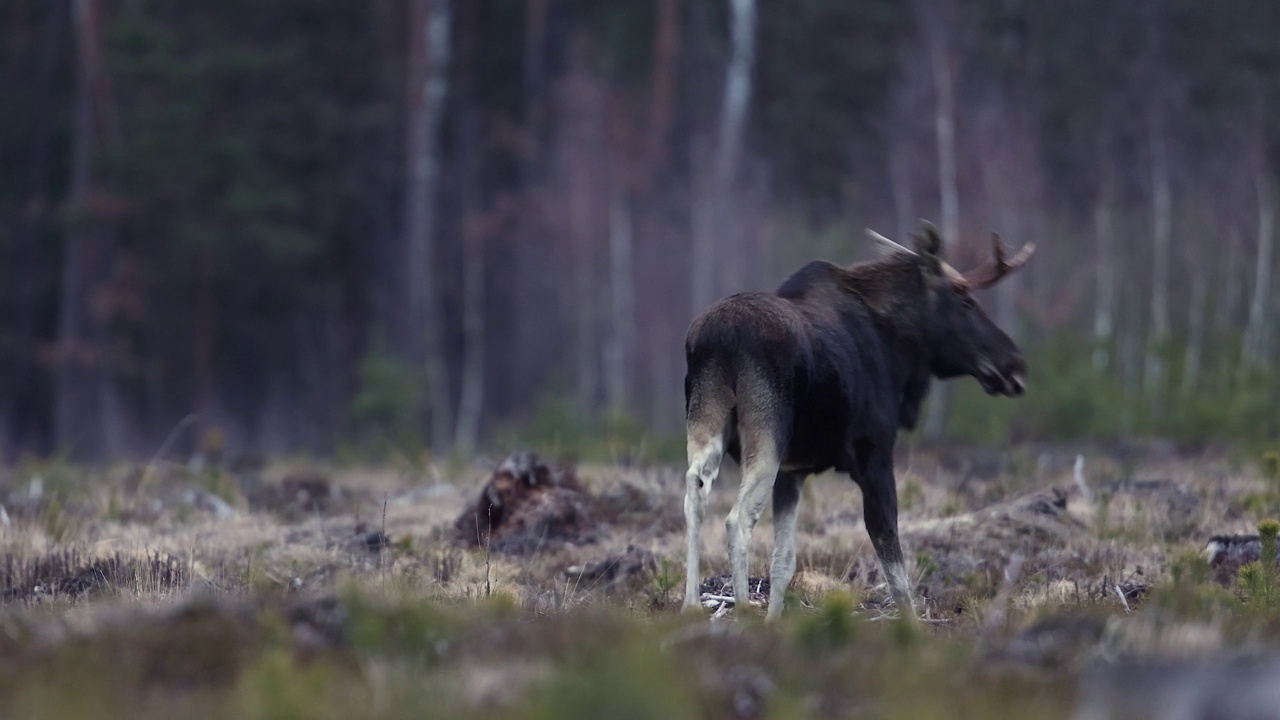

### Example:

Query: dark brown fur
xmin=682 ymin=225 xmax=1030 ymax=616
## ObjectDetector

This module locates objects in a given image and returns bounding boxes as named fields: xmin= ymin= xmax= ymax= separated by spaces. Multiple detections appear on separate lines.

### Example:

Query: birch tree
xmin=915 ymin=0 xmax=961 ymax=439
xmin=403 ymin=0 xmax=453 ymax=451
xmin=453 ymin=2 xmax=484 ymax=455
xmin=1145 ymin=109 xmax=1173 ymax=394
xmin=1092 ymin=149 xmax=1117 ymax=370
xmin=57 ymin=0 xmax=121 ymax=457
xmin=1244 ymin=156 xmax=1275 ymax=365
xmin=690 ymin=0 xmax=755 ymax=317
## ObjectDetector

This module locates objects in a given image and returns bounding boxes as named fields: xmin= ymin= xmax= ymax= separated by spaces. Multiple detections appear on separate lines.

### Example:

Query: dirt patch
xmin=904 ymin=486 xmax=1086 ymax=587
xmin=453 ymin=452 xmax=598 ymax=555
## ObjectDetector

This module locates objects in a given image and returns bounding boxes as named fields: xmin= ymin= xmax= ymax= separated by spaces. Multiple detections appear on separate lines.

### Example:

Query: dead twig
xmin=1113 ymin=584 xmax=1131 ymax=614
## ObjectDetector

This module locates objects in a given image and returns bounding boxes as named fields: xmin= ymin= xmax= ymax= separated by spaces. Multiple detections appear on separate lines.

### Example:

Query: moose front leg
xmin=854 ymin=449 xmax=917 ymax=619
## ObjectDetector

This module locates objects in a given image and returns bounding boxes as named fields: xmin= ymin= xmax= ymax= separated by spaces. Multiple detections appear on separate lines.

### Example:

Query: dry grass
xmin=1 ymin=443 xmax=1279 ymax=718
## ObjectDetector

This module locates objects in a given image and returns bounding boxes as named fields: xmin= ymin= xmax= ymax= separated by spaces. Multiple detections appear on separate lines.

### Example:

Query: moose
xmin=682 ymin=221 xmax=1034 ymax=620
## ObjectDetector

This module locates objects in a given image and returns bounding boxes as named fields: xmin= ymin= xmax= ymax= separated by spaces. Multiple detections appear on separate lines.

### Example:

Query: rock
xmin=901 ymin=486 xmax=1087 ymax=599
xmin=1205 ymin=535 xmax=1280 ymax=586
xmin=453 ymin=451 xmax=597 ymax=555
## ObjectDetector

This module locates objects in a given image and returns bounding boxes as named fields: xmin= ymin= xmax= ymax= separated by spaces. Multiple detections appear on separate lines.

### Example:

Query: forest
xmin=3 ymin=0 xmax=1280 ymax=462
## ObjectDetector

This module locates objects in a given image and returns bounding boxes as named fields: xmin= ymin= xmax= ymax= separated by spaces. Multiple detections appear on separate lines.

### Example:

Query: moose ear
xmin=914 ymin=220 xmax=942 ymax=256
xmin=911 ymin=220 xmax=944 ymax=276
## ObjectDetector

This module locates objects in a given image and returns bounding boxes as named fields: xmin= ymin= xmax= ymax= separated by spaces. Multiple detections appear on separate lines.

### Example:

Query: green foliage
xmin=343 ymin=593 xmax=455 ymax=662
xmin=1264 ymin=452 xmax=1280 ymax=489
xmin=240 ymin=650 xmax=353 ymax=720
xmin=646 ymin=558 xmax=683 ymax=608
xmin=942 ymin=336 xmax=1280 ymax=446
xmin=43 ymin=494 xmax=71 ymax=543
xmin=348 ymin=351 xmax=424 ymax=460
xmin=1241 ymin=519 xmax=1280 ymax=612
xmin=794 ymin=592 xmax=861 ymax=651
xmin=525 ymin=637 xmax=700 ymax=720
xmin=508 ymin=393 xmax=683 ymax=465
xmin=1149 ymin=550 xmax=1236 ymax=618
xmin=1094 ymin=491 xmax=1113 ymax=537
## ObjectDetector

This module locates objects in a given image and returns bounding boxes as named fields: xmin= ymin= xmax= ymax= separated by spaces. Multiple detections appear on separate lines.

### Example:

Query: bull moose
xmin=681 ymin=221 xmax=1034 ymax=620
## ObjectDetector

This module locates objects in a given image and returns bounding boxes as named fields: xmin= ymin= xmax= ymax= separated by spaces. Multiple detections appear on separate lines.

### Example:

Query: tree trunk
xmin=888 ymin=138 xmax=915 ymax=241
xmin=194 ymin=246 xmax=217 ymax=439
xmin=455 ymin=222 xmax=485 ymax=454
xmin=605 ymin=191 xmax=636 ymax=414
xmin=919 ymin=1 xmax=959 ymax=440
xmin=523 ymin=0 xmax=550 ymax=102
xmin=561 ymin=33 xmax=605 ymax=418
xmin=647 ymin=0 xmax=683 ymax=173
xmin=691 ymin=0 xmax=755 ymax=316
xmin=1214 ymin=229 xmax=1242 ymax=339
xmin=56 ymin=0 xmax=104 ymax=457
xmin=452 ymin=2 xmax=484 ymax=455
xmin=1092 ymin=158 xmax=1116 ymax=370
xmin=402 ymin=0 xmax=453 ymax=451
xmin=1145 ymin=113 xmax=1172 ymax=396
xmin=928 ymin=26 xmax=960 ymax=253
xmin=1181 ymin=264 xmax=1207 ymax=397
xmin=5 ymin=0 xmax=64 ymax=455
xmin=1244 ymin=163 xmax=1275 ymax=365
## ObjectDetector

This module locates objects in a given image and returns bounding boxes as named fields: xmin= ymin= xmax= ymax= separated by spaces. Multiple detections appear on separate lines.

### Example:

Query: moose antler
xmin=866 ymin=228 xmax=917 ymax=256
xmin=958 ymin=233 xmax=1036 ymax=290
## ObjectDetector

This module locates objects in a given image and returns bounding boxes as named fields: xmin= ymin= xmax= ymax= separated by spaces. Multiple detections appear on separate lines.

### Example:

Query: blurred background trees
xmin=1 ymin=0 xmax=1278 ymax=462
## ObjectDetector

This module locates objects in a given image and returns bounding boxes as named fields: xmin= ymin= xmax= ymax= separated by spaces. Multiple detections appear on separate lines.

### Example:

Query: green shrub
xmin=793 ymin=592 xmax=861 ymax=651
xmin=941 ymin=332 xmax=1280 ymax=446
xmin=1241 ymin=519 xmax=1280 ymax=612
xmin=525 ymin=636 xmax=699 ymax=720
xmin=507 ymin=392 xmax=683 ymax=464
xmin=348 ymin=351 xmax=424 ymax=459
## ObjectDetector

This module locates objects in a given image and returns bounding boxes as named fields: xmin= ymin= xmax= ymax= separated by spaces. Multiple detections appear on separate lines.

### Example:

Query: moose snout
xmin=976 ymin=354 xmax=1027 ymax=397
xmin=1003 ymin=356 xmax=1028 ymax=397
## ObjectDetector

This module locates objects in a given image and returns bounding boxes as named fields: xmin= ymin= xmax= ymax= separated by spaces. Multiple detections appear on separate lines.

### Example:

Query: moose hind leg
xmin=725 ymin=434 xmax=781 ymax=610
xmin=683 ymin=432 xmax=724 ymax=609
xmin=766 ymin=472 xmax=803 ymax=620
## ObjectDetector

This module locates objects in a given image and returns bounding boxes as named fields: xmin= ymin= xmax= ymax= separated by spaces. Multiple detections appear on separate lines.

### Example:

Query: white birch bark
xmin=691 ymin=0 xmax=755 ymax=316
xmin=403 ymin=0 xmax=453 ymax=451
xmin=919 ymin=2 xmax=959 ymax=440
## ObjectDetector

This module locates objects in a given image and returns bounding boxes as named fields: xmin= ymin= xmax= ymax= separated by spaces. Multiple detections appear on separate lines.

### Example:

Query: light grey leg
xmin=725 ymin=445 xmax=780 ymax=609
xmin=683 ymin=436 xmax=723 ymax=609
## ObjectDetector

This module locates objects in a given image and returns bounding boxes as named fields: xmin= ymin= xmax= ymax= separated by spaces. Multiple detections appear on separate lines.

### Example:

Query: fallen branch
xmin=1113 ymin=584 xmax=1131 ymax=614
